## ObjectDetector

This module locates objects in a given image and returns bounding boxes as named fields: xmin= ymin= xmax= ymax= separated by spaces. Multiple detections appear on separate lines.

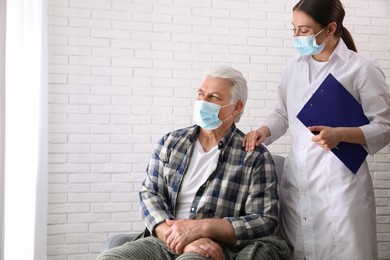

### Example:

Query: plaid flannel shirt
xmin=140 ymin=124 xmax=279 ymax=244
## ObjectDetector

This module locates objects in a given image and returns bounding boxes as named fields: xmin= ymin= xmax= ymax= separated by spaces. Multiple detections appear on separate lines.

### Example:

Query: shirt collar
xmin=188 ymin=124 xmax=237 ymax=150
xmin=328 ymin=38 xmax=349 ymax=62
xmin=217 ymin=123 xmax=237 ymax=150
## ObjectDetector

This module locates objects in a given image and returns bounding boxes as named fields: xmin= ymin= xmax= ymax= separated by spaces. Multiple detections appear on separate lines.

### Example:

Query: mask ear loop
xmin=314 ymin=27 xmax=329 ymax=47
xmin=219 ymin=102 xmax=237 ymax=121
xmin=220 ymin=102 xmax=237 ymax=109
xmin=314 ymin=27 xmax=325 ymax=37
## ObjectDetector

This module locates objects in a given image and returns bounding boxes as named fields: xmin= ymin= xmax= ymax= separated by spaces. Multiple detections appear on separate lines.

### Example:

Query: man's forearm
xmin=201 ymin=218 xmax=236 ymax=245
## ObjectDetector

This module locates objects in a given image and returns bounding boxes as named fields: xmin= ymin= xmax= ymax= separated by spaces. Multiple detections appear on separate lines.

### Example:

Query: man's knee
xmin=96 ymin=236 xmax=173 ymax=260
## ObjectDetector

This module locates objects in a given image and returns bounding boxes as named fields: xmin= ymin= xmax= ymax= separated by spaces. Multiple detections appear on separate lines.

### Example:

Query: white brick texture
xmin=48 ymin=0 xmax=390 ymax=259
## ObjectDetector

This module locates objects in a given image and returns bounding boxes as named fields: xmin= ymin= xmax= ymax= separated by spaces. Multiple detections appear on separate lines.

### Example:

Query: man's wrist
xmin=154 ymin=221 xmax=169 ymax=242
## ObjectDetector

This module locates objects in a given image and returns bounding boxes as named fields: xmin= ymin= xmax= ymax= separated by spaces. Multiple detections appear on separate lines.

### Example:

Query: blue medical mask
xmin=193 ymin=100 xmax=235 ymax=130
xmin=292 ymin=28 xmax=328 ymax=56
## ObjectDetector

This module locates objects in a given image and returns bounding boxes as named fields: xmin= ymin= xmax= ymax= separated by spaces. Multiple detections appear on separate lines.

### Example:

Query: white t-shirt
xmin=309 ymin=56 xmax=327 ymax=83
xmin=175 ymin=140 xmax=220 ymax=219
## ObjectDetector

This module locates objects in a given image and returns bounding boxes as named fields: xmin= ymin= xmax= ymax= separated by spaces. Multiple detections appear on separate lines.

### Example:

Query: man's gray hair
xmin=203 ymin=66 xmax=247 ymax=123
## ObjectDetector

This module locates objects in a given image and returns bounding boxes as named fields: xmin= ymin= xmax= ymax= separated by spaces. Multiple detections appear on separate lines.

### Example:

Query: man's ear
xmin=233 ymin=101 xmax=244 ymax=116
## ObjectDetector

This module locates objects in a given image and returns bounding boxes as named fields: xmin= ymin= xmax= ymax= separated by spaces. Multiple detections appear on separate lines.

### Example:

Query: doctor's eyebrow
xmin=292 ymin=23 xmax=312 ymax=29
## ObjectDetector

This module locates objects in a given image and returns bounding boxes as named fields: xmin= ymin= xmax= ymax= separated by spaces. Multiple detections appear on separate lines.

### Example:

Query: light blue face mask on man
xmin=292 ymin=28 xmax=328 ymax=56
xmin=193 ymin=100 xmax=235 ymax=130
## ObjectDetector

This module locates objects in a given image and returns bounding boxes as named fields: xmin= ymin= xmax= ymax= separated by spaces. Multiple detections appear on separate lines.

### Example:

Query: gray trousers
xmin=97 ymin=236 xmax=207 ymax=260
xmin=96 ymin=235 xmax=292 ymax=260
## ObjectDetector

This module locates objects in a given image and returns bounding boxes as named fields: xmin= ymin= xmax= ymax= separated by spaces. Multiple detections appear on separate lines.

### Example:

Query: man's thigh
xmin=97 ymin=236 xmax=176 ymax=260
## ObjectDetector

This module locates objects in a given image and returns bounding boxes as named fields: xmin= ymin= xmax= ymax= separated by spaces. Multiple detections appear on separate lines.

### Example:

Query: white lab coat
xmin=264 ymin=39 xmax=390 ymax=260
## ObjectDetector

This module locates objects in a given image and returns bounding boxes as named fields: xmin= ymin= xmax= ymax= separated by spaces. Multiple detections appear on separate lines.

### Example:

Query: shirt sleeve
xmin=223 ymin=150 xmax=279 ymax=244
xmin=358 ymin=61 xmax=390 ymax=154
xmin=139 ymin=135 xmax=175 ymax=233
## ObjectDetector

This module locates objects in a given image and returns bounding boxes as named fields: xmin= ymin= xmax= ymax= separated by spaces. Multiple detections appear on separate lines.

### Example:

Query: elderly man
xmin=97 ymin=66 xmax=290 ymax=260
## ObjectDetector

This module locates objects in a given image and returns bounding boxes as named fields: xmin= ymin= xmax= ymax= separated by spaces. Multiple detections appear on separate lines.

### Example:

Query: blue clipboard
xmin=296 ymin=73 xmax=369 ymax=174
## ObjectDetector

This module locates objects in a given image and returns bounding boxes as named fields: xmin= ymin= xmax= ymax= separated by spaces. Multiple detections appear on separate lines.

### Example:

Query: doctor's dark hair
xmin=293 ymin=0 xmax=357 ymax=52
xmin=203 ymin=66 xmax=247 ymax=123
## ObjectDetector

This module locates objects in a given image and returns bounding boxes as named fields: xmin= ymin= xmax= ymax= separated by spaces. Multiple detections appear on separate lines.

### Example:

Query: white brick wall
xmin=47 ymin=0 xmax=390 ymax=259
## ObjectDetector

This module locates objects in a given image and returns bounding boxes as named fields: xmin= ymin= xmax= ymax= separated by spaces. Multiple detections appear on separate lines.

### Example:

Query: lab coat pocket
xmin=280 ymin=156 xmax=299 ymax=193
xmin=326 ymin=154 xmax=373 ymax=218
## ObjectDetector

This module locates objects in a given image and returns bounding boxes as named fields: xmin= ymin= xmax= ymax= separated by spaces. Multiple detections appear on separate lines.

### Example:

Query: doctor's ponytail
xmin=339 ymin=26 xmax=357 ymax=52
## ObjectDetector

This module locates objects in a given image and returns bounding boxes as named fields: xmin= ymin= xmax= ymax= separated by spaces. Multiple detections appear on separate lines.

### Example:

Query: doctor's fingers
xmin=316 ymin=139 xmax=339 ymax=150
xmin=243 ymin=131 xmax=264 ymax=151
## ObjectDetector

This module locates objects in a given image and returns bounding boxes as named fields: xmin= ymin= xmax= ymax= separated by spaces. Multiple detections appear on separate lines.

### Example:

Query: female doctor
xmin=243 ymin=0 xmax=390 ymax=259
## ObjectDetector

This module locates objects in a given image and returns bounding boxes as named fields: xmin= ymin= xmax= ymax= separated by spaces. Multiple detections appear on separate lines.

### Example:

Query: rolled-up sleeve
xmin=140 ymin=136 xmax=174 ymax=233
xmin=358 ymin=61 xmax=390 ymax=154
xmin=224 ymin=151 xmax=279 ymax=244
